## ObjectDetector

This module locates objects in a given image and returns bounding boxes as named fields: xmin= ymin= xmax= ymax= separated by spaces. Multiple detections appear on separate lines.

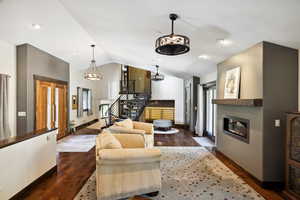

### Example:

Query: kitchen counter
xmin=147 ymin=100 xmax=175 ymax=107
xmin=0 ymin=128 xmax=57 ymax=149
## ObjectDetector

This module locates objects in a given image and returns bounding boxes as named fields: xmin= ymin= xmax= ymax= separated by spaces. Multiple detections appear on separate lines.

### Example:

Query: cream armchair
xmin=109 ymin=121 xmax=154 ymax=148
xmin=96 ymin=133 xmax=161 ymax=200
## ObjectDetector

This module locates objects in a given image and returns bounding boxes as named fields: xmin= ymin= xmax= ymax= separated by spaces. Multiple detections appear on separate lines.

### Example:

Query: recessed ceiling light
xmin=198 ymin=54 xmax=210 ymax=60
xmin=217 ymin=39 xmax=232 ymax=46
xmin=31 ymin=24 xmax=41 ymax=30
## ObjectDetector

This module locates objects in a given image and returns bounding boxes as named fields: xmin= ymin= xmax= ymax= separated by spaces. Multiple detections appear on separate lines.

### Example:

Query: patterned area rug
xmin=57 ymin=135 xmax=97 ymax=152
xmin=74 ymin=147 xmax=265 ymax=200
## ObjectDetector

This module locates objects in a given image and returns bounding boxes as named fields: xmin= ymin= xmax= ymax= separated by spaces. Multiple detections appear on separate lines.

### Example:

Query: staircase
xmin=108 ymin=93 xmax=150 ymax=125
xmin=107 ymin=65 xmax=151 ymax=125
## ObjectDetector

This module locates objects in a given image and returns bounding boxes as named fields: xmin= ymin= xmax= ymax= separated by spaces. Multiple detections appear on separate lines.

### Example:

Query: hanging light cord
xmin=171 ymin=18 xmax=174 ymax=35
xmin=91 ymin=44 xmax=95 ymax=63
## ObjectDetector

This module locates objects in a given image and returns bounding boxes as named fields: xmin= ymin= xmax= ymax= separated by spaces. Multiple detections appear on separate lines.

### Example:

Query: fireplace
xmin=223 ymin=116 xmax=250 ymax=143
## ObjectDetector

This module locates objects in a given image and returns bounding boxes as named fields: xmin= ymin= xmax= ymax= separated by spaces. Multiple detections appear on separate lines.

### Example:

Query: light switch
xmin=18 ymin=111 xmax=26 ymax=117
xmin=275 ymin=119 xmax=280 ymax=127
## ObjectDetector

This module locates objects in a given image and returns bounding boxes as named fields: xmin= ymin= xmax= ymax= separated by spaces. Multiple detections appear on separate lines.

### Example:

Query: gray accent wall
xmin=17 ymin=44 xmax=70 ymax=135
xmin=217 ymin=43 xmax=264 ymax=180
xmin=262 ymin=42 xmax=298 ymax=181
xmin=216 ymin=41 xmax=298 ymax=183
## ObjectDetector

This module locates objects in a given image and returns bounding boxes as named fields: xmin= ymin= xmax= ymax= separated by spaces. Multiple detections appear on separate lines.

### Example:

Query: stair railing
xmin=107 ymin=92 xmax=151 ymax=125
xmin=107 ymin=95 xmax=121 ymax=125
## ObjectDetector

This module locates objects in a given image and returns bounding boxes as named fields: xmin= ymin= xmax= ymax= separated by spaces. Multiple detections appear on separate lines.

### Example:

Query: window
xmin=203 ymin=82 xmax=216 ymax=141
xmin=82 ymin=88 xmax=89 ymax=111
xmin=99 ymin=104 xmax=109 ymax=118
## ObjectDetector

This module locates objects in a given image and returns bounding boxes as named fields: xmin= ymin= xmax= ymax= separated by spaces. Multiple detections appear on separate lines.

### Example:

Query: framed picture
xmin=72 ymin=95 xmax=78 ymax=110
xmin=224 ymin=67 xmax=240 ymax=99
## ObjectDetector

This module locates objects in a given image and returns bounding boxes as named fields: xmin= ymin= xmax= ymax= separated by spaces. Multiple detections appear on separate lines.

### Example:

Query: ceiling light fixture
xmin=84 ymin=44 xmax=103 ymax=80
xmin=198 ymin=54 xmax=210 ymax=60
xmin=31 ymin=24 xmax=41 ymax=30
xmin=217 ymin=39 xmax=232 ymax=46
xmin=151 ymin=65 xmax=164 ymax=81
xmin=155 ymin=13 xmax=190 ymax=56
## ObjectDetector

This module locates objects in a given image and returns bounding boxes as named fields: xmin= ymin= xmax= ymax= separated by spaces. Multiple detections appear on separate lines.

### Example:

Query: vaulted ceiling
xmin=0 ymin=0 xmax=300 ymax=79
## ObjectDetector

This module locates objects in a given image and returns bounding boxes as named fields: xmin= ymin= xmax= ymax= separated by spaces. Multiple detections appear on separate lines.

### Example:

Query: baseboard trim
xmin=10 ymin=165 xmax=57 ymax=200
xmin=282 ymin=190 xmax=300 ymax=200
xmin=215 ymin=149 xmax=284 ymax=190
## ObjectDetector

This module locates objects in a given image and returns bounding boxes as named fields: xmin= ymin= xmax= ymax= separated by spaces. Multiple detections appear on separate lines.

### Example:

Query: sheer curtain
xmin=77 ymin=87 xmax=83 ymax=117
xmin=195 ymin=84 xmax=204 ymax=136
xmin=0 ymin=74 xmax=11 ymax=140
xmin=87 ymin=89 xmax=93 ymax=116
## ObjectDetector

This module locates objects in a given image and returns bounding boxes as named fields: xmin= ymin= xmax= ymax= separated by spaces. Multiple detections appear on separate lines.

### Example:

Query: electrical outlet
xmin=275 ymin=119 xmax=280 ymax=127
xmin=18 ymin=111 xmax=26 ymax=117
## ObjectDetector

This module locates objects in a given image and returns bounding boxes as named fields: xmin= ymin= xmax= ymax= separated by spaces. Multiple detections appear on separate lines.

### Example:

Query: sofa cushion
xmin=113 ymin=134 xmax=145 ymax=148
xmin=98 ymin=148 xmax=161 ymax=165
xmin=99 ymin=133 xmax=122 ymax=149
xmin=115 ymin=118 xmax=133 ymax=129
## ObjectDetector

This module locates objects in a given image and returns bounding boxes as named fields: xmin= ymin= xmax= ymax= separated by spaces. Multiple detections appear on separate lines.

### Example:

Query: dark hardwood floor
xmin=154 ymin=128 xmax=199 ymax=146
xmin=20 ymin=149 xmax=96 ymax=200
xmin=18 ymin=128 xmax=284 ymax=200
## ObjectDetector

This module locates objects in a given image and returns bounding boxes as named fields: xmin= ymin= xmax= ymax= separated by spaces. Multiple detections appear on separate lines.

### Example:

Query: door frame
xmin=33 ymin=75 xmax=69 ymax=136
xmin=202 ymin=81 xmax=216 ymax=142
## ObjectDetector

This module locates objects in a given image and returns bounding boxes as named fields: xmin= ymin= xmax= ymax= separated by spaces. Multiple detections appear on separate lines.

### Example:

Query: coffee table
xmin=153 ymin=120 xmax=172 ymax=131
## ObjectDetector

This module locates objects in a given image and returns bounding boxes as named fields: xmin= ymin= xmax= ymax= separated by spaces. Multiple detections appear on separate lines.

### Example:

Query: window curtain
xmin=77 ymin=87 xmax=83 ymax=117
xmin=87 ymin=89 xmax=93 ymax=116
xmin=195 ymin=84 xmax=204 ymax=136
xmin=0 ymin=74 xmax=11 ymax=140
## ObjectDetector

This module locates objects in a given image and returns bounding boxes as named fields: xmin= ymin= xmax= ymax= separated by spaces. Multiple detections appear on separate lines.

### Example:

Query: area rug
xmin=193 ymin=136 xmax=215 ymax=147
xmin=154 ymin=128 xmax=179 ymax=135
xmin=74 ymin=147 xmax=264 ymax=200
xmin=57 ymin=135 xmax=97 ymax=152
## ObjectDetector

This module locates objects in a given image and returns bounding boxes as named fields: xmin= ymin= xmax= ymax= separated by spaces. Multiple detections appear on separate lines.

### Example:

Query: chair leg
xmin=145 ymin=191 xmax=159 ymax=197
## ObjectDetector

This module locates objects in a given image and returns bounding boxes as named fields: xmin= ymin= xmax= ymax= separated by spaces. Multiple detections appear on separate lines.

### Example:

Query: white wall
xmin=69 ymin=63 xmax=121 ymax=126
xmin=200 ymin=71 xmax=217 ymax=84
xmin=69 ymin=67 xmax=100 ymax=126
xmin=0 ymin=40 xmax=16 ymax=136
xmin=151 ymin=75 xmax=184 ymax=124
xmin=98 ymin=63 xmax=121 ymax=101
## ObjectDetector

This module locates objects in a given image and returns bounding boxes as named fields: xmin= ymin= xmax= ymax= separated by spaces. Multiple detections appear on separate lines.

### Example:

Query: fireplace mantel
xmin=212 ymin=98 xmax=263 ymax=107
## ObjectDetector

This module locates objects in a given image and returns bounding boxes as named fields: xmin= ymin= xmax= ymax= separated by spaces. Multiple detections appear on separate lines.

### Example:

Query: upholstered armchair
xmin=96 ymin=133 xmax=161 ymax=200
xmin=109 ymin=120 xmax=154 ymax=148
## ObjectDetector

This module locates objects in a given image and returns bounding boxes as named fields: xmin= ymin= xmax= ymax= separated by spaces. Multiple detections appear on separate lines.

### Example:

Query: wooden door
xmin=57 ymin=84 xmax=68 ymax=138
xmin=36 ymin=80 xmax=52 ymax=130
xmin=36 ymin=80 xmax=68 ymax=139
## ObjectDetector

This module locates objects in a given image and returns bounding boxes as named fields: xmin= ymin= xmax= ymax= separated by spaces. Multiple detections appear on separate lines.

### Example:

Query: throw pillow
xmin=115 ymin=118 xmax=133 ymax=129
xmin=100 ymin=133 xmax=122 ymax=149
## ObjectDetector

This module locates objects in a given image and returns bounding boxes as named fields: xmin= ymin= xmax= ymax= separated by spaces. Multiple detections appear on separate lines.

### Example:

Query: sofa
xmin=96 ymin=132 xmax=161 ymax=200
xmin=108 ymin=119 xmax=154 ymax=148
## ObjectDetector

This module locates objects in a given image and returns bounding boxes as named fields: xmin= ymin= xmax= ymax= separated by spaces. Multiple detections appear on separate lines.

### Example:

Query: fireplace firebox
xmin=223 ymin=116 xmax=250 ymax=143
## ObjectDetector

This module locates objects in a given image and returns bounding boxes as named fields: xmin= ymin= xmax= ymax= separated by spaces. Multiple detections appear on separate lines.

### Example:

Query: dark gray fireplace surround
xmin=216 ymin=41 xmax=298 ymax=186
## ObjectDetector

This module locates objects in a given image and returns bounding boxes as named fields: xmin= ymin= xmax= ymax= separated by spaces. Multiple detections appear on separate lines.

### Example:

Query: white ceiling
xmin=1 ymin=0 xmax=300 ymax=79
